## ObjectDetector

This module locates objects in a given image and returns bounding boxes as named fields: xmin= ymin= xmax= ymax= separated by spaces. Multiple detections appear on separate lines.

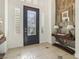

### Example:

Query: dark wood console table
xmin=0 ymin=36 xmax=6 ymax=45
xmin=0 ymin=35 xmax=6 ymax=59
xmin=52 ymin=33 xmax=72 ymax=43
xmin=52 ymin=33 xmax=75 ymax=54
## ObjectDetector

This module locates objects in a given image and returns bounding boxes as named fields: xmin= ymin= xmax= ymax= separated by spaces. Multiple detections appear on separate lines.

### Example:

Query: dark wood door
xmin=23 ymin=6 xmax=39 ymax=46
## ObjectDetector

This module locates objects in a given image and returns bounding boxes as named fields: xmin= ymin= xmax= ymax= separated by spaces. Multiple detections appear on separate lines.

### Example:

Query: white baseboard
xmin=75 ymin=53 xmax=79 ymax=59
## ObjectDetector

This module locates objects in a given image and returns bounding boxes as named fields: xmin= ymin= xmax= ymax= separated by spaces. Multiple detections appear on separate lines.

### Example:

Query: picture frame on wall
xmin=62 ymin=11 xmax=68 ymax=19
xmin=62 ymin=11 xmax=69 ymax=25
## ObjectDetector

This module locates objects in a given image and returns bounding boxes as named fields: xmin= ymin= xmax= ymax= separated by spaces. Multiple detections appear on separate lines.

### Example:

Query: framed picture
xmin=62 ymin=11 xmax=68 ymax=19
xmin=62 ymin=11 xmax=69 ymax=26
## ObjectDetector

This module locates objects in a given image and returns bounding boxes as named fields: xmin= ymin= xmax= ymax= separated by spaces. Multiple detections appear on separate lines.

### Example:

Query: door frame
xmin=23 ymin=6 xmax=40 ymax=46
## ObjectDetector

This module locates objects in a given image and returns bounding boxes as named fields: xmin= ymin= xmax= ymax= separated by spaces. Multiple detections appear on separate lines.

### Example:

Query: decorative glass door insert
xmin=27 ymin=10 xmax=36 ymax=36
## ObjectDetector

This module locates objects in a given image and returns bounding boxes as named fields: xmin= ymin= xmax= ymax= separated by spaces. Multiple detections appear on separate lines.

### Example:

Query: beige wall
xmin=0 ymin=0 xmax=4 ymax=18
xmin=7 ymin=0 xmax=55 ymax=49
xmin=0 ymin=0 xmax=7 ymax=53
xmin=75 ymin=0 xmax=79 ymax=58
xmin=0 ymin=0 xmax=5 ymax=32
xmin=50 ymin=0 xmax=55 ymax=43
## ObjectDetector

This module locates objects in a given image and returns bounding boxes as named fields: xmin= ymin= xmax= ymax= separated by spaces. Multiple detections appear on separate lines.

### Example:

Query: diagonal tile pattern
xmin=3 ymin=43 xmax=76 ymax=59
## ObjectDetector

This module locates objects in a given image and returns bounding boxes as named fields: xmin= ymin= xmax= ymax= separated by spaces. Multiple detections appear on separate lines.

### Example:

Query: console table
xmin=0 ymin=36 xmax=6 ymax=45
xmin=52 ymin=33 xmax=75 ymax=54
xmin=0 ymin=35 xmax=6 ymax=59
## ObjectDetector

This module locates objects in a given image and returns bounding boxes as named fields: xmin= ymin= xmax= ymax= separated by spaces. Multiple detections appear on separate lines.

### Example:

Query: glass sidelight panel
xmin=27 ymin=10 xmax=36 ymax=36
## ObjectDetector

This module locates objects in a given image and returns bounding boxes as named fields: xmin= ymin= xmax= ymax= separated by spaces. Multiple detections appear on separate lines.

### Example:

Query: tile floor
xmin=3 ymin=43 xmax=76 ymax=59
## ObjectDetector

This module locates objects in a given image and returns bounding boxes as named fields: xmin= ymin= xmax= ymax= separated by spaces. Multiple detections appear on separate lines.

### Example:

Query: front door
xmin=23 ymin=6 xmax=39 ymax=46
